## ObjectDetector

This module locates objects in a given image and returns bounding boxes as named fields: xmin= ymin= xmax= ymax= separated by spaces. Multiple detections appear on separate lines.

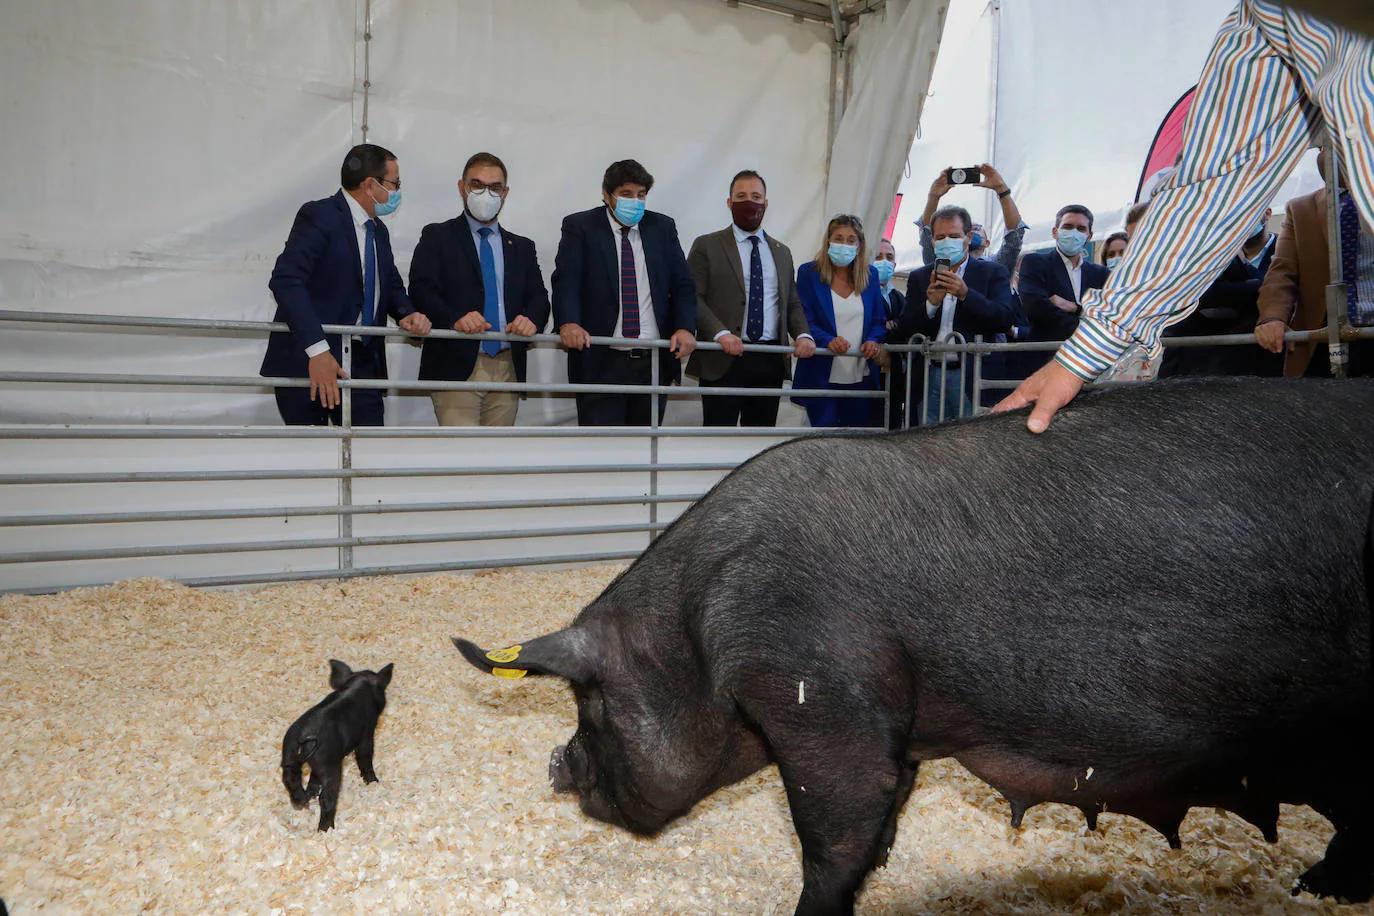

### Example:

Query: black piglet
xmin=281 ymin=659 xmax=394 ymax=831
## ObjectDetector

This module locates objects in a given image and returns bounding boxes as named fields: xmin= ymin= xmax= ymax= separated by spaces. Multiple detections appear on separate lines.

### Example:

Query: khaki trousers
xmin=431 ymin=350 xmax=519 ymax=426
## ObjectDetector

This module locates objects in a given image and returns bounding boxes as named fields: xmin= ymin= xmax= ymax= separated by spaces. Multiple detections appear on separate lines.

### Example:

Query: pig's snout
xmin=549 ymin=745 xmax=576 ymax=793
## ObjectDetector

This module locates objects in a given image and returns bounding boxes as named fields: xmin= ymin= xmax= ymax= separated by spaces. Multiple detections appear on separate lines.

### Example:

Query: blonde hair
xmin=813 ymin=214 xmax=869 ymax=295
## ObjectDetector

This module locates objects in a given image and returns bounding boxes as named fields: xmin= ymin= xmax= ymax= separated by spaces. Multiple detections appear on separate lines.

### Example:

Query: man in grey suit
xmin=686 ymin=170 xmax=816 ymax=426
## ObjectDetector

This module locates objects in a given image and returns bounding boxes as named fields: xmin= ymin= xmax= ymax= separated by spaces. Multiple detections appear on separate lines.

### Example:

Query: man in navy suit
xmin=262 ymin=144 xmax=430 ymax=426
xmin=410 ymin=152 xmax=550 ymax=425
xmin=552 ymin=160 xmax=697 ymax=426
xmin=894 ymin=206 xmax=1015 ymax=423
xmin=1018 ymin=204 xmax=1109 ymax=373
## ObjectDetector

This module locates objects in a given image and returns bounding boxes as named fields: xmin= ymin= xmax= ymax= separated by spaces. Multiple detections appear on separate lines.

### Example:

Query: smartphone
xmin=948 ymin=166 xmax=982 ymax=186
xmin=934 ymin=257 xmax=951 ymax=273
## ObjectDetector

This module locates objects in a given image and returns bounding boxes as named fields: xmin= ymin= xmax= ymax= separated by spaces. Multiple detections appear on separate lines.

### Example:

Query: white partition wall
xmin=0 ymin=0 xmax=834 ymax=427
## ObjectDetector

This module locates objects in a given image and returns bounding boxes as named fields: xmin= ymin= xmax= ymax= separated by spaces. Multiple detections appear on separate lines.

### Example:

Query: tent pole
xmin=361 ymin=0 xmax=373 ymax=142
xmin=1322 ymin=143 xmax=1348 ymax=376
xmin=987 ymin=0 xmax=1001 ymax=236
xmin=824 ymin=2 xmax=849 ymax=184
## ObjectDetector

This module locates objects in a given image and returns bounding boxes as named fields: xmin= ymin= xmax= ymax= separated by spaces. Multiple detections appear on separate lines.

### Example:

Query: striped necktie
xmin=1339 ymin=190 xmax=1360 ymax=324
xmin=620 ymin=226 xmax=640 ymax=338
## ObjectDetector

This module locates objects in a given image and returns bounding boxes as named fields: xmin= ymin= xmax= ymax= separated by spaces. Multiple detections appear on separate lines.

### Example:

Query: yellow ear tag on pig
xmin=486 ymin=645 xmax=522 ymax=664
xmin=491 ymin=666 xmax=527 ymax=679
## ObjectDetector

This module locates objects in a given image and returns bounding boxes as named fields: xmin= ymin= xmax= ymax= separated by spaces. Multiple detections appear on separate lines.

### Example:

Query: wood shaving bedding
xmin=0 ymin=569 xmax=1348 ymax=914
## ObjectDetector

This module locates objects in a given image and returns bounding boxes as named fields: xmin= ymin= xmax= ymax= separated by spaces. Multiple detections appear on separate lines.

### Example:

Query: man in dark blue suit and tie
xmin=552 ymin=160 xmax=697 ymax=426
xmin=410 ymin=152 xmax=550 ymax=425
xmin=1017 ymin=204 xmax=1109 ymax=373
xmin=894 ymin=206 xmax=1015 ymax=423
xmin=261 ymin=144 xmax=431 ymax=426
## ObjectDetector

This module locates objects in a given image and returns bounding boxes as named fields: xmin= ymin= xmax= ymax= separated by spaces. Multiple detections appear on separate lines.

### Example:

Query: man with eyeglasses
xmin=262 ymin=143 xmax=431 ymax=426
xmin=410 ymin=152 xmax=550 ymax=426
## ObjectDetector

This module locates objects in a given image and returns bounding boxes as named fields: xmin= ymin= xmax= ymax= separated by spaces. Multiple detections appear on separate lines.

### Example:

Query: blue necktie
xmin=478 ymin=227 xmax=501 ymax=356
xmin=746 ymin=235 xmax=764 ymax=341
xmin=363 ymin=219 xmax=377 ymax=326
xmin=1338 ymin=190 xmax=1361 ymax=324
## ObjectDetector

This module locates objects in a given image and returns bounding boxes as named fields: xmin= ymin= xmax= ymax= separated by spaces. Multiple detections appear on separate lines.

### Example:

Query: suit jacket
xmin=895 ymin=258 xmax=1015 ymax=388
xmin=1256 ymin=188 xmax=1336 ymax=377
xmin=1018 ymin=248 xmax=1110 ymax=342
xmin=791 ymin=261 xmax=887 ymax=400
xmin=550 ymin=206 xmax=697 ymax=384
xmin=262 ymin=190 xmax=414 ymax=380
xmin=409 ymin=217 xmax=550 ymax=383
xmin=684 ymin=226 xmax=809 ymax=382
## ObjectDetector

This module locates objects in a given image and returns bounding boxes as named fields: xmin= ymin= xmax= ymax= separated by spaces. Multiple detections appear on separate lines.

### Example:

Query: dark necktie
xmin=478 ymin=227 xmax=501 ymax=357
xmin=1339 ymin=190 xmax=1360 ymax=324
xmin=746 ymin=235 xmax=764 ymax=341
xmin=363 ymin=218 xmax=377 ymax=326
xmin=620 ymin=226 xmax=640 ymax=338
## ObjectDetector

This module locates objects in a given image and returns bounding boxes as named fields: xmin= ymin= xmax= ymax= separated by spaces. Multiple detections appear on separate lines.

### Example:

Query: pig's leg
xmin=282 ymin=762 xmax=309 ymax=809
xmin=775 ymin=740 xmax=906 ymax=916
xmin=305 ymin=766 xmax=322 ymax=799
xmin=873 ymin=758 xmax=919 ymax=868
xmin=316 ymin=762 xmax=343 ymax=832
xmin=356 ymin=730 xmax=379 ymax=784
xmin=1295 ymin=814 xmax=1374 ymax=902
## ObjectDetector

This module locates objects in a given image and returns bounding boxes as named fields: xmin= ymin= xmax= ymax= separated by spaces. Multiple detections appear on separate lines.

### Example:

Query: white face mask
xmin=466 ymin=188 xmax=503 ymax=223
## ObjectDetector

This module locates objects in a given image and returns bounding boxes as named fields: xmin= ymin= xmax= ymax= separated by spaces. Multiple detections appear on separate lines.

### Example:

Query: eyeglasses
xmin=376 ymin=177 xmax=401 ymax=191
xmin=465 ymin=178 xmax=506 ymax=195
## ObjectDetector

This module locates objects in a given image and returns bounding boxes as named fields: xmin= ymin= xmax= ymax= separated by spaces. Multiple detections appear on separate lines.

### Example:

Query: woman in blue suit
xmin=792 ymin=214 xmax=887 ymax=427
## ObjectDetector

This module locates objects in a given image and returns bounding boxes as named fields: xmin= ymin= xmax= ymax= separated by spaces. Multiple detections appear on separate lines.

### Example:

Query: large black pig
xmin=454 ymin=378 xmax=1374 ymax=915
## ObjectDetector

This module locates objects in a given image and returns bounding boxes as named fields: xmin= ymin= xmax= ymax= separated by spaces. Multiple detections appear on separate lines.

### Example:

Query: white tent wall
xmin=823 ymin=0 xmax=944 ymax=246
xmin=888 ymin=0 xmax=995 ymax=269
xmin=0 ymin=0 xmax=834 ymax=426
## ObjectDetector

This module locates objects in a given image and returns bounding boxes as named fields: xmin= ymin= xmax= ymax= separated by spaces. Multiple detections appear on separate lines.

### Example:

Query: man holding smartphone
xmin=917 ymin=162 xmax=1028 ymax=276
xmin=894 ymin=205 xmax=1015 ymax=423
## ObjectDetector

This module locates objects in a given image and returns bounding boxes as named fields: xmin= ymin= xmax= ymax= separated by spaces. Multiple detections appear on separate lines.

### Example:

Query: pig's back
xmin=655 ymin=378 xmax=1374 ymax=761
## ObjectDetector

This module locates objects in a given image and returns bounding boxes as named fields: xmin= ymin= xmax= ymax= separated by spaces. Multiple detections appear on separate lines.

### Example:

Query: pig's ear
xmin=376 ymin=663 xmax=394 ymax=688
xmin=452 ymin=629 xmax=598 ymax=684
xmin=328 ymin=659 xmax=353 ymax=690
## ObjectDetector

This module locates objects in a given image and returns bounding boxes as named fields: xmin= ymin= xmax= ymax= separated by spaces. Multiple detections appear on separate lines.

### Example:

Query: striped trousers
xmin=1058 ymin=0 xmax=1374 ymax=380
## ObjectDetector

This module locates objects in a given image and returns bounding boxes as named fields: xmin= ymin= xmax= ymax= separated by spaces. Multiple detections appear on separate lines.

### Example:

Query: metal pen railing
xmin=885 ymin=325 xmax=1374 ymax=422
xmin=1 ymin=309 xmax=1368 ymax=593
xmin=0 ymin=309 xmax=890 ymax=593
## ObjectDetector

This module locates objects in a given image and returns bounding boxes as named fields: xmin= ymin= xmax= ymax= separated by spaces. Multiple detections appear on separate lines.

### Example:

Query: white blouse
xmin=828 ymin=289 xmax=865 ymax=385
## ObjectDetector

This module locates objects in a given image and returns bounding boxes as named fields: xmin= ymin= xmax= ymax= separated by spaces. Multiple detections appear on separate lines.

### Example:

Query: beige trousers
xmin=431 ymin=350 xmax=519 ymax=426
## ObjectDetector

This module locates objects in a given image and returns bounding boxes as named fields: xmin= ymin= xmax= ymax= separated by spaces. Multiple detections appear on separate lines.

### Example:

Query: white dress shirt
xmin=1058 ymin=249 xmax=1084 ymax=302
xmin=924 ymin=256 xmax=971 ymax=364
xmin=606 ymin=208 xmax=660 ymax=348
xmin=305 ymin=190 xmax=380 ymax=359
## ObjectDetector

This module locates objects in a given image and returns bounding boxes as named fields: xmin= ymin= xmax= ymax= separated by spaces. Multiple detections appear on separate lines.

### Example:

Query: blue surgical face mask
xmin=1106 ymin=256 xmax=1122 ymax=271
xmin=1056 ymin=227 xmax=1088 ymax=258
xmin=827 ymin=243 xmax=857 ymax=267
xmin=970 ymin=231 xmax=986 ymax=250
xmin=933 ymin=237 xmax=967 ymax=266
xmin=612 ymin=196 xmax=646 ymax=227
xmin=373 ymin=182 xmax=401 ymax=217
xmin=874 ymin=259 xmax=896 ymax=284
